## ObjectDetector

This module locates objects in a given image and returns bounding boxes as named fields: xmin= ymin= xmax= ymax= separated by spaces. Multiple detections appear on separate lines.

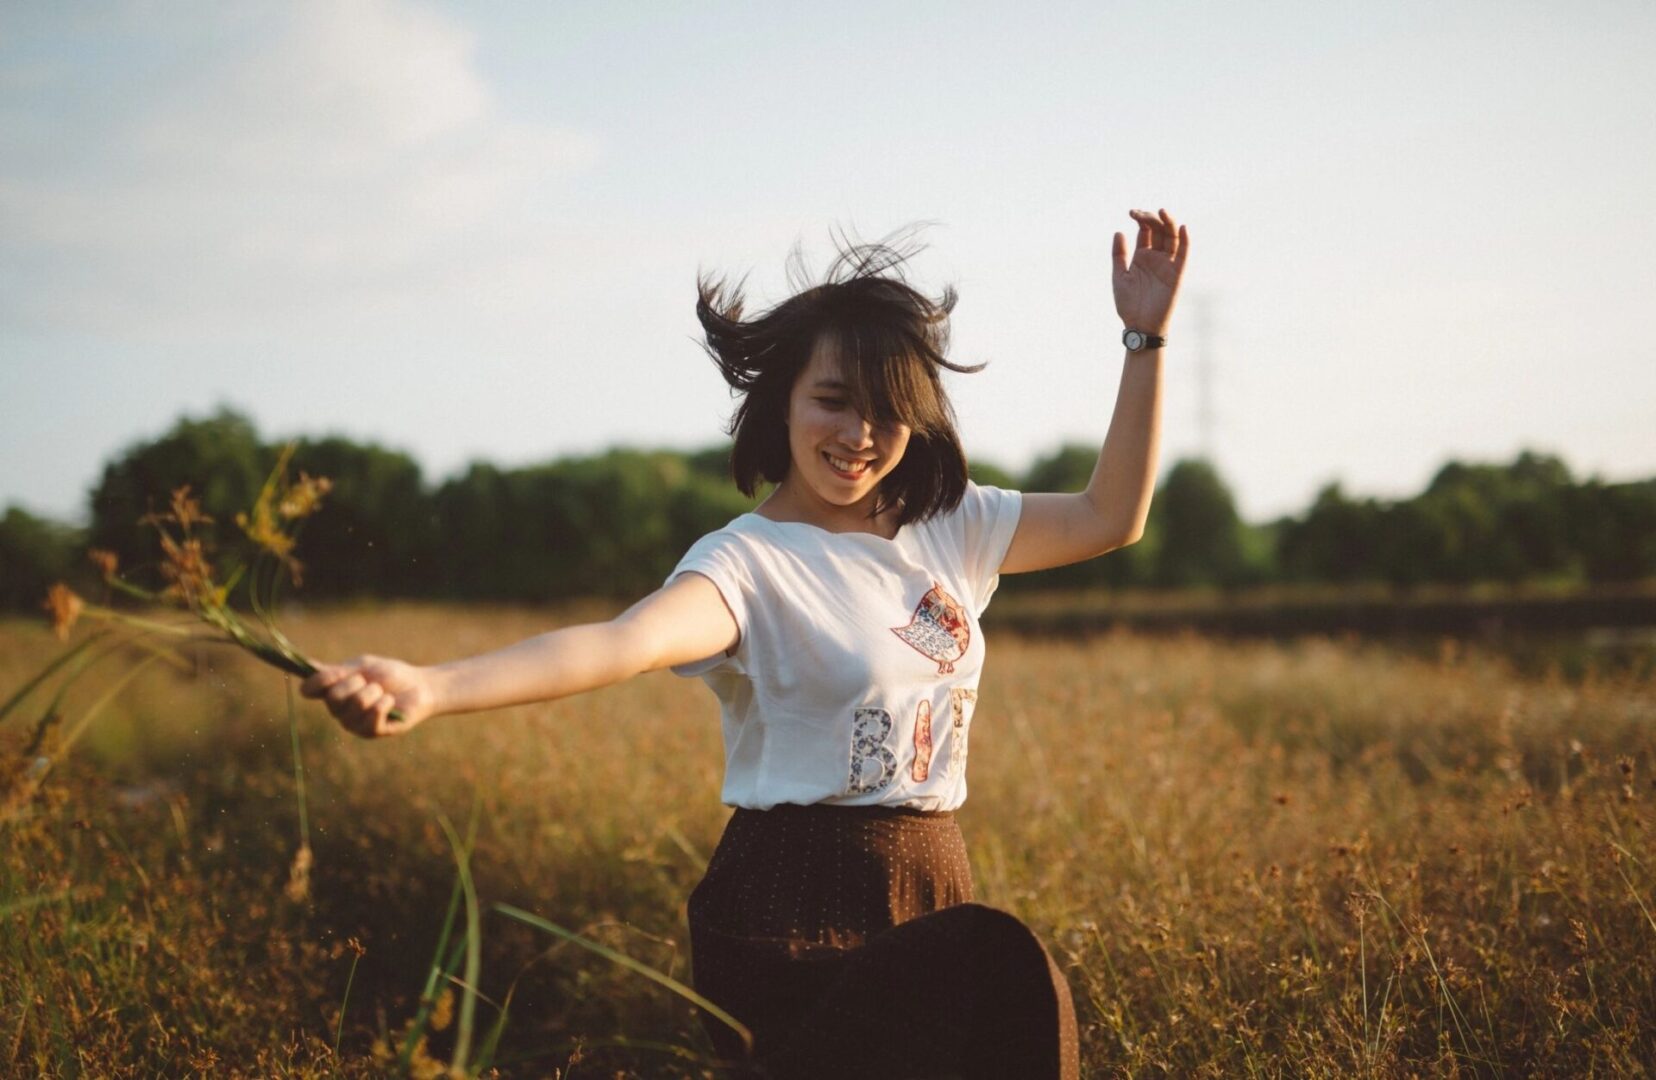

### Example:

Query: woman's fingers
xmin=1114 ymin=208 xmax=1190 ymax=332
xmin=299 ymin=655 xmax=419 ymax=738
xmin=1126 ymin=209 xmax=1182 ymax=260
xmin=301 ymin=656 xmax=374 ymax=696
xmin=351 ymin=683 xmax=385 ymax=713
xmin=1157 ymin=209 xmax=1179 ymax=254
xmin=300 ymin=663 xmax=345 ymax=698
xmin=341 ymin=687 xmax=388 ymax=737
xmin=344 ymin=680 xmax=392 ymax=734
xmin=326 ymin=673 xmax=368 ymax=707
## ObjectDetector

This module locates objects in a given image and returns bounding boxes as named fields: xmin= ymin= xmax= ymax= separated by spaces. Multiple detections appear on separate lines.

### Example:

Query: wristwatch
xmin=1122 ymin=328 xmax=1166 ymax=352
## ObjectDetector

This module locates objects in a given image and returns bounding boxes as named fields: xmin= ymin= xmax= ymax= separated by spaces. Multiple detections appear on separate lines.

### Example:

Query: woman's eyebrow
xmin=812 ymin=380 xmax=851 ymax=391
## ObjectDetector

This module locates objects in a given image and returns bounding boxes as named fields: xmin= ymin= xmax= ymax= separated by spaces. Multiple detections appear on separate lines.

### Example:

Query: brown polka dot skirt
xmin=688 ymin=803 xmax=1079 ymax=1079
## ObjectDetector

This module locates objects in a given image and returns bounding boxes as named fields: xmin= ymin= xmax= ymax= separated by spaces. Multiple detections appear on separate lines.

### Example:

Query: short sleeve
xmin=955 ymin=481 xmax=1023 ymax=615
xmin=663 ymin=529 xmax=753 ymax=678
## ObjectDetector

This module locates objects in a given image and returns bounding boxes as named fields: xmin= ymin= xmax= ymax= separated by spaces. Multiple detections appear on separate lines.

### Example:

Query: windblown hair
xmin=695 ymin=229 xmax=985 ymax=527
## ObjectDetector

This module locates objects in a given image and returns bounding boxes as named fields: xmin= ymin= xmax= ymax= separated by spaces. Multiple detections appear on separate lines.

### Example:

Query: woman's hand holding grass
xmin=301 ymin=657 xmax=438 ymax=738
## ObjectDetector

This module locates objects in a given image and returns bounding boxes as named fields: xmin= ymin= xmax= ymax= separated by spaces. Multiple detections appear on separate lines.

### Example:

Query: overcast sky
xmin=3 ymin=0 xmax=1653 ymax=526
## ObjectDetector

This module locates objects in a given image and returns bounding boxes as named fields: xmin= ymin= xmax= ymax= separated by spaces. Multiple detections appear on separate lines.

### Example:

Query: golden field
xmin=3 ymin=603 xmax=1654 ymax=1077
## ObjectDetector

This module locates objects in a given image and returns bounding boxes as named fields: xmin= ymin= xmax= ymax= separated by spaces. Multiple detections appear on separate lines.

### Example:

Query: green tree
xmin=429 ymin=462 xmax=515 ymax=599
xmin=1278 ymin=482 xmax=1383 ymax=583
xmin=1021 ymin=444 xmax=1098 ymax=494
xmin=1151 ymin=458 xmax=1247 ymax=588
xmin=1003 ymin=443 xmax=1154 ymax=591
xmin=0 ymin=506 xmax=84 ymax=611
xmin=1570 ymin=479 xmax=1656 ymax=582
xmin=87 ymin=407 xmax=267 ymax=594
xmin=283 ymin=437 xmax=436 ymax=599
xmin=430 ymin=449 xmax=760 ymax=602
xmin=967 ymin=459 xmax=1018 ymax=490
xmin=1417 ymin=451 xmax=1576 ymax=584
xmin=683 ymin=445 xmax=736 ymax=485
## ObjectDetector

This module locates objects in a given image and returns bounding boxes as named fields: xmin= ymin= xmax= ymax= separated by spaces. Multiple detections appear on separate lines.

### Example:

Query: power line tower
xmin=1193 ymin=294 xmax=1216 ymax=464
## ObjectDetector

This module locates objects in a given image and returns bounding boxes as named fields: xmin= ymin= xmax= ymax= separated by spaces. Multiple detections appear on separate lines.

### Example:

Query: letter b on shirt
xmin=847 ymin=708 xmax=897 ymax=794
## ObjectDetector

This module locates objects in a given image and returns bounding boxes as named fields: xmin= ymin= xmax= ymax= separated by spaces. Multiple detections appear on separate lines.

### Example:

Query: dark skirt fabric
xmin=688 ymin=803 xmax=1079 ymax=1079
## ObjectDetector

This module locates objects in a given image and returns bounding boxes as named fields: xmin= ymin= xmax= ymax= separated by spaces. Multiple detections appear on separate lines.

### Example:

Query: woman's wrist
xmin=425 ymin=662 xmax=461 ymax=718
xmin=1120 ymin=325 xmax=1169 ymax=353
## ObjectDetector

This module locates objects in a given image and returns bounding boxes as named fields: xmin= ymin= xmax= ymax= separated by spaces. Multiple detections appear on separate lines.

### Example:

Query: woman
xmin=303 ymin=208 xmax=1188 ymax=1078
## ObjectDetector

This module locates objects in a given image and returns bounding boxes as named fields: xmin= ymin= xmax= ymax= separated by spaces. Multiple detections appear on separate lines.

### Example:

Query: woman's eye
xmin=816 ymin=398 xmax=846 ymax=410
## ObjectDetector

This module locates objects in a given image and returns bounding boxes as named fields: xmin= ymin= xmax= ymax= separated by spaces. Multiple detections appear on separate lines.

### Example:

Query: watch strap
xmin=1122 ymin=328 xmax=1167 ymax=351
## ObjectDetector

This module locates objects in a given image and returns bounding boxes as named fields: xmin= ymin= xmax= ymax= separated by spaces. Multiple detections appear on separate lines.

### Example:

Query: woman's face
xmin=783 ymin=339 xmax=912 ymax=512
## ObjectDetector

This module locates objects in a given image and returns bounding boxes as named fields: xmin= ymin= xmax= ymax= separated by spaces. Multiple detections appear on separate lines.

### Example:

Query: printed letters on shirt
xmin=847 ymin=707 xmax=897 ymax=794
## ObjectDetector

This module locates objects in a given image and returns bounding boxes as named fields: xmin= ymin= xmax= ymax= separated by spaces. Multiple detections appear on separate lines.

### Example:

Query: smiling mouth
xmin=824 ymin=452 xmax=872 ymax=478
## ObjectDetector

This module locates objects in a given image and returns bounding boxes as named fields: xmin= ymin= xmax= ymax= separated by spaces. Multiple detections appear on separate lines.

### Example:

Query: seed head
xmin=429 ymin=988 xmax=455 ymax=1032
xmin=159 ymin=534 xmax=220 ymax=609
xmin=284 ymin=842 xmax=313 ymax=902
xmin=236 ymin=504 xmax=296 ymax=561
xmin=140 ymin=485 xmax=213 ymax=533
xmin=42 ymin=583 xmax=84 ymax=641
xmin=87 ymin=549 xmax=119 ymax=579
xmin=277 ymin=471 xmax=332 ymax=520
xmin=237 ymin=459 xmax=330 ymax=585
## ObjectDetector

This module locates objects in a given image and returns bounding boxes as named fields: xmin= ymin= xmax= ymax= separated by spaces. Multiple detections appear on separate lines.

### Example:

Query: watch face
xmin=1124 ymin=330 xmax=1145 ymax=351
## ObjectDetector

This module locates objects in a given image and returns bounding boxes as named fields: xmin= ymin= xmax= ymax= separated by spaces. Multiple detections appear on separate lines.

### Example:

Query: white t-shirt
xmin=664 ymin=481 xmax=1023 ymax=811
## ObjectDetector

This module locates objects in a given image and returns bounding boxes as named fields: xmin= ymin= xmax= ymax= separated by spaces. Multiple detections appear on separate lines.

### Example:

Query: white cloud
xmin=0 ymin=0 xmax=599 ymax=340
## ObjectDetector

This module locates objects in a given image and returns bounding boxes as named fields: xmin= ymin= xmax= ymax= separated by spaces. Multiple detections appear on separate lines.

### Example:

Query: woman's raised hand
xmin=1112 ymin=208 xmax=1190 ymax=338
xmin=300 ymin=655 xmax=439 ymax=739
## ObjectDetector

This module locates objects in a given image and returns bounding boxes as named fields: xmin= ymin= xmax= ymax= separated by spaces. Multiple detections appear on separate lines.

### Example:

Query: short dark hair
xmin=695 ymin=231 xmax=985 ymax=527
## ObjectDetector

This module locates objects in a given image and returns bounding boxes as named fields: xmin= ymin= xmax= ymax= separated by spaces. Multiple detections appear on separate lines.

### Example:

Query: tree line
xmin=2 ymin=407 xmax=1652 ymax=612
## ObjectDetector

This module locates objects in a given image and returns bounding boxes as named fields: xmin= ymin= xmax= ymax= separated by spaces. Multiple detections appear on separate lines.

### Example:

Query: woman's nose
xmin=839 ymin=415 xmax=875 ymax=449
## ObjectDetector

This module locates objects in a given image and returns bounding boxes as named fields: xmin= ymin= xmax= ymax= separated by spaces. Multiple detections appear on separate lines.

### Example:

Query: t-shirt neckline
xmin=739 ymin=511 xmax=909 ymax=546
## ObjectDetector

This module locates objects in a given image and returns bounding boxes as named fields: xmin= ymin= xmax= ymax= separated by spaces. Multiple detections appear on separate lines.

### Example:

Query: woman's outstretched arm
xmin=1000 ymin=207 xmax=1189 ymax=575
xmin=299 ymin=572 xmax=739 ymax=738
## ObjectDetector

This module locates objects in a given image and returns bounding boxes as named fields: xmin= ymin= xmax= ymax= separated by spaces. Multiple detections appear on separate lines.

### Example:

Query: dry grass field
xmin=3 ymin=603 xmax=1654 ymax=1077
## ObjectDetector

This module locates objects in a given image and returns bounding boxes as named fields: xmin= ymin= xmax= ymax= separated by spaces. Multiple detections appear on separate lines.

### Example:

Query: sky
xmin=3 ymin=0 xmax=1653 ymax=526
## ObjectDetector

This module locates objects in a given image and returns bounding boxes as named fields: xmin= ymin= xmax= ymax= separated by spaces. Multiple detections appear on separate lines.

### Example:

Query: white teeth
xmin=826 ymin=453 xmax=869 ymax=474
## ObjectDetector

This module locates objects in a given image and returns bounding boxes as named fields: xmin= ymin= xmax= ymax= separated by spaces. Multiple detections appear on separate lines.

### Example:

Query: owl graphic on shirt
xmin=891 ymin=582 xmax=970 ymax=674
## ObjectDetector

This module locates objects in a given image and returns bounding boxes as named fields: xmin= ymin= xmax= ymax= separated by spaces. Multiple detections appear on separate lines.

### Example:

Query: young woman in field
xmin=302 ymin=209 xmax=1188 ymax=1078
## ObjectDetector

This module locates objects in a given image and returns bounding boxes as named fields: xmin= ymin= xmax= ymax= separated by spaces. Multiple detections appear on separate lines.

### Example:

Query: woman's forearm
xmin=1084 ymin=348 xmax=1164 ymax=545
xmin=429 ymin=620 xmax=644 ymax=717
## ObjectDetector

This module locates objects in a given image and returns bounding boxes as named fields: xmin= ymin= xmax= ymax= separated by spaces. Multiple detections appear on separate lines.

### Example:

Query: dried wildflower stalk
xmin=4 ymin=443 xmax=380 ymax=816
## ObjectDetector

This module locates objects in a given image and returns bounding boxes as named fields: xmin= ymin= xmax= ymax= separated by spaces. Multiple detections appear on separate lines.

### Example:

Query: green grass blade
xmin=470 ymin=982 xmax=515 ymax=1074
xmin=5 ymin=655 xmax=164 ymax=822
xmin=0 ymin=886 xmax=95 ymax=917
xmin=0 ymin=632 xmax=110 ymax=726
xmin=1608 ymin=841 xmax=1656 ymax=938
xmin=23 ymin=633 xmax=148 ymax=757
xmin=101 ymin=574 xmax=164 ymax=603
xmin=333 ymin=951 xmax=362 ymax=1058
xmin=113 ymin=633 xmax=195 ymax=675
xmin=435 ymin=811 xmax=482 ymax=1076
xmin=398 ymin=879 xmax=464 ymax=1071
xmin=50 ymin=654 xmax=165 ymax=762
xmin=493 ymin=902 xmax=754 ymax=1057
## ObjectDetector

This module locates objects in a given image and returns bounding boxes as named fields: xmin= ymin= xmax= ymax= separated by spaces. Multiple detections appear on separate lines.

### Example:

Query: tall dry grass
xmin=2 ymin=605 xmax=1653 ymax=1076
